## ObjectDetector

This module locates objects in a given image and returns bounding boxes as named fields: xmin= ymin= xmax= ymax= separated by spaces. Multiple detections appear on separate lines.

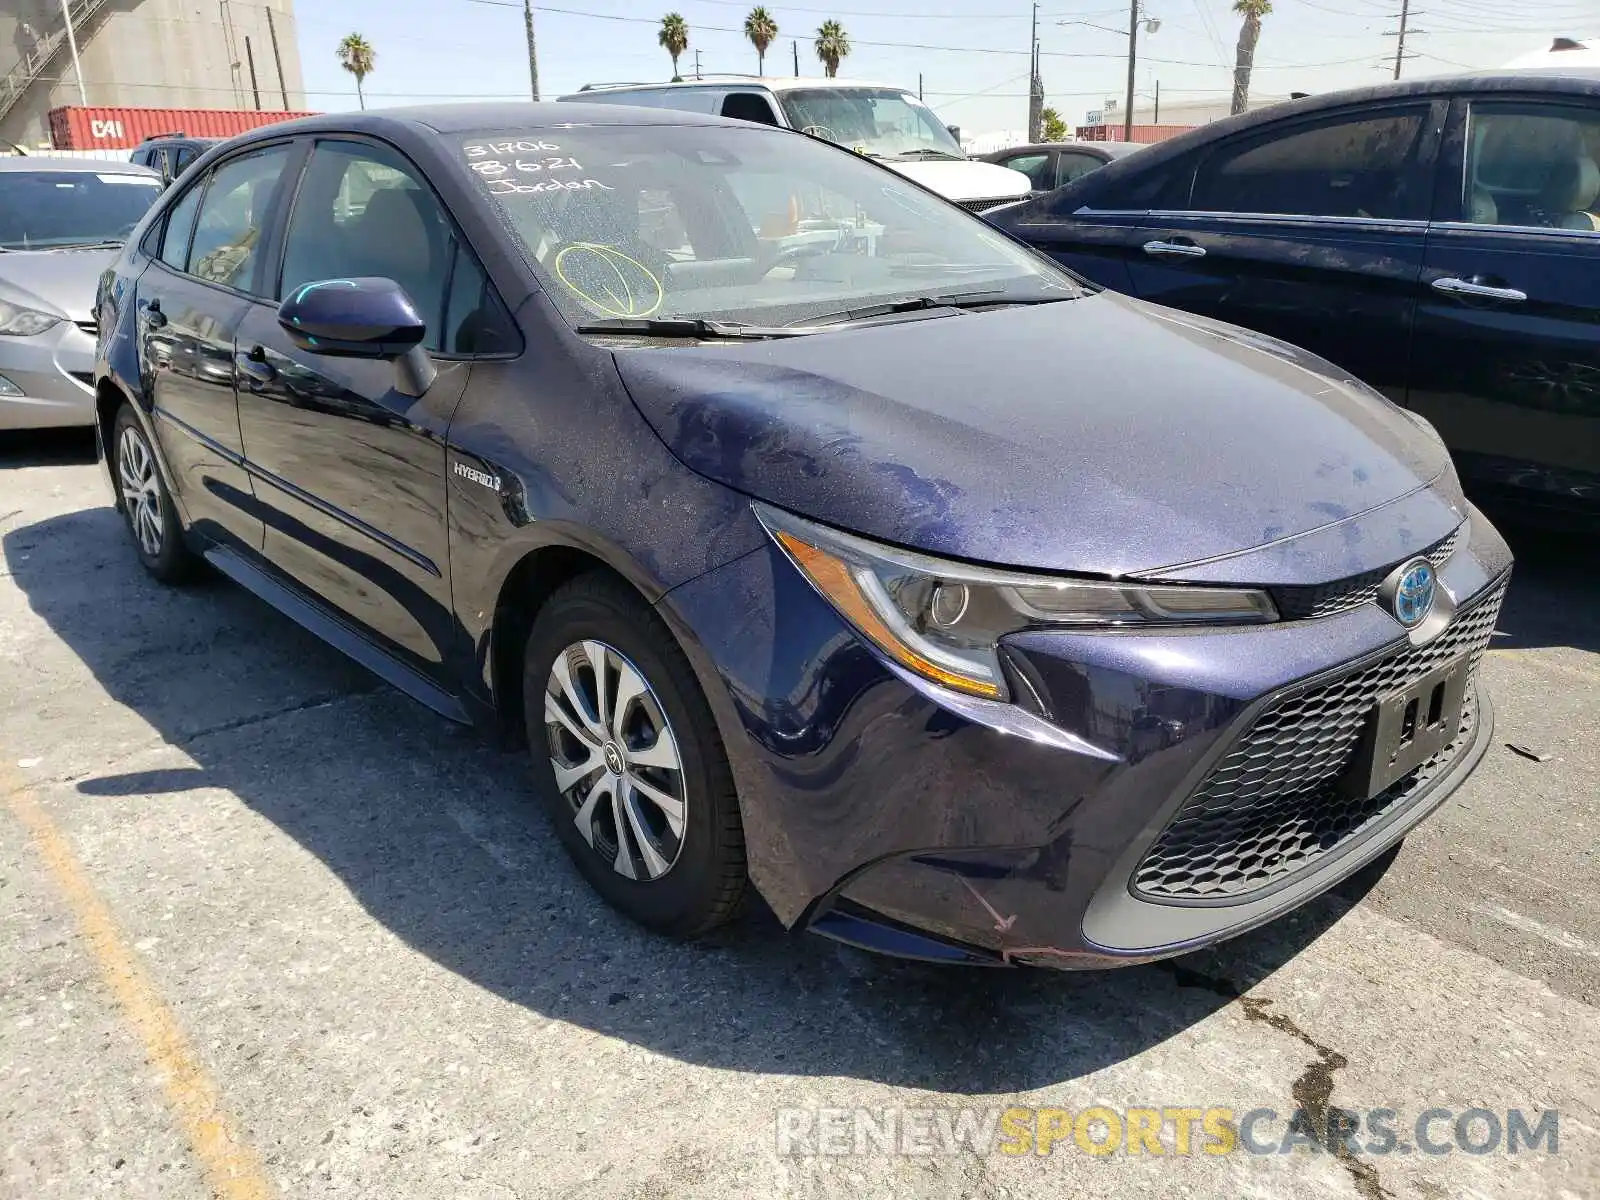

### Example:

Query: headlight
xmin=0 ymin=299 xmax=61 ymax=337
xmin=756 ymin=502 xmax=1277 ymax=701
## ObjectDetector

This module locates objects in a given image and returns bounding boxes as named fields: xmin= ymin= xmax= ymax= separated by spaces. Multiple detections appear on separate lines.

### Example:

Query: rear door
xmin=1412 ymin=95 xmax=1600 ymax=514
xmin=136 ymin=141 xmax=298 ymax=551
xmin=234 ymin=136 xmax=515 ymax=673
xmin=1128 ymin=101 xmax=1446 ymax=402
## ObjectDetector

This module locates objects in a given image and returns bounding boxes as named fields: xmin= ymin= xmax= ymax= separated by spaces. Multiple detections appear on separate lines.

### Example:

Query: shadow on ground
xmin=3 ymin=499 xmax=1590 ymax=1093
xmin=0 ymin=429 xmax=97 ymax=470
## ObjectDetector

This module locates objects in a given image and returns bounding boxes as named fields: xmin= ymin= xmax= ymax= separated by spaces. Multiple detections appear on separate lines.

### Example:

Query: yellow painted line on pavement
xmin=3 ymin=764 xmax=276 ymax=1200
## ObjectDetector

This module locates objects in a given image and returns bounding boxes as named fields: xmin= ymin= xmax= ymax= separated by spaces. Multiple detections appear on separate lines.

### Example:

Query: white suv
xmin=557 ymin=77 xmax=1032 ymax=212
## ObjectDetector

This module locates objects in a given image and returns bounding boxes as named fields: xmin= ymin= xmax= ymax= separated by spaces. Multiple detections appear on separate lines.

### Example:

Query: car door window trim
xmin=1430 ymin=220 xmax=1600 ymax=239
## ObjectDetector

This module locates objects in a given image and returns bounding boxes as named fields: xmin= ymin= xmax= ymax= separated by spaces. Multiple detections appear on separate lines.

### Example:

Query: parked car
xmin=95 ymin=103 xmax=1510 ymax=969
xmin=982 ymin=139 xmax=1146 ymax=193
xmin=988 ymin=69 xmax=1600 ymax=526
xmin=557 ymin=78 xmax=1031 ymax=212
xmin=0 ymin=156 xmax=162 ymax=430
xmin=128 ymin=133 xmax=221 ymax=188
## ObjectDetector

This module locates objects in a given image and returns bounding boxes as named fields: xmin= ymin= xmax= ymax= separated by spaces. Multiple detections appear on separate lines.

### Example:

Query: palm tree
xmin=336 ymin=33 xmax=376 ymax=110
xmin=659 ymin=13 xmax=690 ymax=82
xmin=744 ymin=7 xmax=779 ymax=75
xmin=1230 ymin=0 xmax=1271 ymax=116
xmin=814 ymin=21 xmax=850 ymax=78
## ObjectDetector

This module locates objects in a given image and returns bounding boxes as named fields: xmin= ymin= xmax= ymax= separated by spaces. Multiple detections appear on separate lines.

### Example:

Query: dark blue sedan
xmin=93 ymin=103 xmax=1510 ymax=968
xmin=987 ymin=69 xmax=1600 ymax=528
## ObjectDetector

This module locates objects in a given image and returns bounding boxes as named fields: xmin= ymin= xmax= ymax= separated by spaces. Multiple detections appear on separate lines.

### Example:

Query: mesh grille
xmin=1134 ymin=578 xmax=1506 ymax=902
xmin=1270 ymin=526 xmax=1461 ymax=621
xmin=956 ymin=196 xmax=1017 ymax=214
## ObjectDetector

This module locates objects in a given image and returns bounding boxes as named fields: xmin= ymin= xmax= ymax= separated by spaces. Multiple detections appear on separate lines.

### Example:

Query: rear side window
xmin=1003 ymin=153 xmax=1054 ymax=191
xmin=1192 ymin=106 xmax=1431 ymax=220
xmin=1057 ymin=152 xmax=1104 ymax=186
xmin=187 ymin=144 xmax=293 ymax=293
xmin=158 ymin=181 xmax=203 ymax=270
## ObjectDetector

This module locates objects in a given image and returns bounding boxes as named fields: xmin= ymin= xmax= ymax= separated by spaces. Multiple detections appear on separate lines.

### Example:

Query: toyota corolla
xmin=93 ymin=104 xmax=1511 ymax=968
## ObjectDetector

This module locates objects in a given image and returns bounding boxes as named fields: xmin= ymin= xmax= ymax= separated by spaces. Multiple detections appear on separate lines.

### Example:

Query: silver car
xmin=0 ymin=157 xmax=163 ymax=430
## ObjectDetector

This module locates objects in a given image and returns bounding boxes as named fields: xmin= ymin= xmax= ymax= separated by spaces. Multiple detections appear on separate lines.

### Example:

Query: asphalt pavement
xmin=1 ymin=430 xmax=1596 ymax=1200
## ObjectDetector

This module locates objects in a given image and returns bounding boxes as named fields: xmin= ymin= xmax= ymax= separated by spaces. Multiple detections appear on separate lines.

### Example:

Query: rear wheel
xmin=113 ymin=403 xmax=196 ymax=583
xmin=522 ymin=573 xmax=746 ymax=936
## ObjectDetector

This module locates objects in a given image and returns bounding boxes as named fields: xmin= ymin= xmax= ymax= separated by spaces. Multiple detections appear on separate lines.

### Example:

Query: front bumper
xmin=660 ymin=508 xmax=1512 ymax=969
xmin=0 ymin=320 xmax=97 ymax=430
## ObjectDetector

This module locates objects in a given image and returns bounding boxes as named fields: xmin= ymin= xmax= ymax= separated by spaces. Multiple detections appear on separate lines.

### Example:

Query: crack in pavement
xmin=1158 ymin=962 xmax=1391 ymax=1200
xmin=174 ymin=686 xmax=383 ymax=747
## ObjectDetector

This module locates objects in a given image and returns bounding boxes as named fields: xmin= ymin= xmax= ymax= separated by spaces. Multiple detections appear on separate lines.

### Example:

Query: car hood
xmin=882 ymin=158 xmax=1031 ymax=202
xmin=0 ymin=247 xmax=118 ymax=323
xmin=612 ymin=292 xmax=1454 ymax=579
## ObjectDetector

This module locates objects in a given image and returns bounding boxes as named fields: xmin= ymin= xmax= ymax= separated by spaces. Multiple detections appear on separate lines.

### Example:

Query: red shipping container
xmin=1073 ymin=123 xmax=1197 ymax=145
xmin=49 ymin=106 xmax=318 ymax=150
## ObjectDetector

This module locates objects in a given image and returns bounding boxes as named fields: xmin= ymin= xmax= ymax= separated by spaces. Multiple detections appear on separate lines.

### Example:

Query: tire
xmin=112 ymin=403 xmax=196 ymax=584
xmin=522 ymin=572 xmax=747 ymax=936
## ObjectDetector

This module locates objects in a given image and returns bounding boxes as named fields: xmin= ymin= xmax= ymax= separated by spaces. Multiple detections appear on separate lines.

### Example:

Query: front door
xmin=1412 ymin=96 xmax=1600 ymax=514
xmin=1127 ymin=102 xmax=1445 ymax=402
xmin=138 ymin=142 xmax=296 ymax=550
xmin=235 ymin=137 xmax=480 ymax=673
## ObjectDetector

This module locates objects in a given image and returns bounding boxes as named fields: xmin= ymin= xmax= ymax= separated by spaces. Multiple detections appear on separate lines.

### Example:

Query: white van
xmin=557 ymin=77 xmax=1032 ymax=212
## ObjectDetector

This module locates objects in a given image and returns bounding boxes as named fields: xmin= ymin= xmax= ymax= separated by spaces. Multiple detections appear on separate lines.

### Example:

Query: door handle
xmin=1142 ymin=239 xmax=1207 ymax=259
xmin=1429 ymin=276 xmax=1527 ymax=303
xmin=140 ymin=299 xmax=166 ymax=329
xmin=235 ymin=347 xmax=276 ymax=385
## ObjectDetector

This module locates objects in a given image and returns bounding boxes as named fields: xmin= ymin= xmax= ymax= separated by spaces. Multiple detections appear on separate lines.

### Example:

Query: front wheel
xmin=113 ymin=403 xmax=196 ymax=583
xmin=522 ymin=573 xmax=747 ymax=936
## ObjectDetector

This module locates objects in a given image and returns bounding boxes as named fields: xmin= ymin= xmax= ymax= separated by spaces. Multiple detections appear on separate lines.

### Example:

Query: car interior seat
xmin=1542 ymin=153 xmax=1600 ymax=231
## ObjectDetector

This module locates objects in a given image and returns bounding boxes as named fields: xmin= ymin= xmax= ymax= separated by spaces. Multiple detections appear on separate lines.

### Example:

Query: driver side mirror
xmin=276 ymin=276 xmax=436 ymax=397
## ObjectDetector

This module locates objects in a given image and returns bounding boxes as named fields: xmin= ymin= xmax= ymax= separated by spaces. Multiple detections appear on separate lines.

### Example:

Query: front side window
xmin=1191 ymin=107 xmax=1431 ymax=220
xmin=280 ymin=139 xmax=508 ymax=354
xmin=777 ymin=88 xmax=966 ymax=161
xmin=460 ymin=124 xmax=1079 ymax=329
xmin=1057 ymin=152 xmax=1104 ymax=186
xmin=1463 ymin=102 xmax=1600 ymax=230
xmin=187 ymin=144 xmax=292 ymax=292
xmin=0 ymin=169 xmax=161 ymax=250
xmin=1002 ymin=153 xmax=1053 ymax=190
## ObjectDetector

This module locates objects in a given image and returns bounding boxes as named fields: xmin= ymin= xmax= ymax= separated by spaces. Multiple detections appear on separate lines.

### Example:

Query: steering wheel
xmin=761 ymin=236 xmax=843 ymax=278
xmin=800 ymin=124 xmax=839 ymax=142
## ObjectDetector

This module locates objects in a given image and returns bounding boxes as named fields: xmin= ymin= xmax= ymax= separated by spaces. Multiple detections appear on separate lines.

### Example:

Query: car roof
xmin=1058 ymin=68 xmax=1600 ymax=197
xmin=988 ymin=141 xmax=1145 ymax=158
xmin=0 ymin=155 xmax=158 ymax=174
xmin=225 ymin=101 xmax=773 ymax=143
xmin=560 ymin=77 xmax=909 ymax=98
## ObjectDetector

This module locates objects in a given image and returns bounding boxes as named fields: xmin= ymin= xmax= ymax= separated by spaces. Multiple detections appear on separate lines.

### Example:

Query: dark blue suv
xmin=93 ymin=103 xmax=1510 ymax=968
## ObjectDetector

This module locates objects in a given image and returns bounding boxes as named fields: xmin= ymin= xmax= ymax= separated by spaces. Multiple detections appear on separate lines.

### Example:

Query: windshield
xmin=779 ymin=88 xmax=966 ymax=159
xmin=0 ymin=170 xmax=161 ymax=250
xmin=460 ymin=125 xmax=1079 ymax=330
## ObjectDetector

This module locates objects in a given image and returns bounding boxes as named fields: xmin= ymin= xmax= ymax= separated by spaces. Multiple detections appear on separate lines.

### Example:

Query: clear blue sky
xmin=293 ymin=0 xmax=1598 ymax=132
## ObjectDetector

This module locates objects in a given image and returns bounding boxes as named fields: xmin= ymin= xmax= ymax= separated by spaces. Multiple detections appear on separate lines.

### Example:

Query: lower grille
xmin=1134 ymin=578 xmax=1506 ymax=902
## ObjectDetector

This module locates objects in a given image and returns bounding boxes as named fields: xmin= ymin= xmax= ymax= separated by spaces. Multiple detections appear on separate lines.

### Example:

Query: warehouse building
xmin=1 ymin=0 xmax=306 ymax=151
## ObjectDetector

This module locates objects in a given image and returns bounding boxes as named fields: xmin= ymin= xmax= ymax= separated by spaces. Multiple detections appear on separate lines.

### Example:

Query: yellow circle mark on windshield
xmin=553 ymin=243 xmax=663 ymax=319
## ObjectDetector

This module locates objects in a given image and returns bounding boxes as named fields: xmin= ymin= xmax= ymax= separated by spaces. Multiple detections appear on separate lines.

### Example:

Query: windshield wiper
xmin=51 ymin=240 xmax=124 ymax=251
xmin=574 ymin=317 xmax=812 ymax=340
xmin=802 ymin=289 xmax=1072 ymax=328
xmin=886 ymin=149 xmax=966 ymax=161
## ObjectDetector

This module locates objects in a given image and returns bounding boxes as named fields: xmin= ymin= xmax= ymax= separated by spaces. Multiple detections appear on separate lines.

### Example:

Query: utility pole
xmin=1153 ymin=78 xmax=1160 ymax=123
xmin=58 ymin=0 xmax=87 ymax=107
xmin=245 ymin=35 xmax=261 ymax=110
xmin=524 ymin=0 xmax=540 ymax=100
xmin=1123 ymin=0 xmax=1138 ymax=141
xmin=694 ymin=48 xmax=701 ymax=79
xmin=918 ymin=72 xmax=923 ymax=101
xmin=266 ymin=7 xmax=289 ymax=109
xmin=1391 ymin=0 xmax=1412 ymax=79
xmin=793 ymin=39 xmax=799 ymax=75
xmin=1027 ymin=2 xmax=1044 ymax=143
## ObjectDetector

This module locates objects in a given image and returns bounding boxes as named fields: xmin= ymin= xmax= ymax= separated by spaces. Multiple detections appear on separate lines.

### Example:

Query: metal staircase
xmin=0 ymin=0 xmax=115 ymax=132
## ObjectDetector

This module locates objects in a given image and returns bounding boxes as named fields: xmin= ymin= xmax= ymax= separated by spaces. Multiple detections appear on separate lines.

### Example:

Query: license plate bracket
xmin=1341 ymin=654 xmax=1470 ymax=799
